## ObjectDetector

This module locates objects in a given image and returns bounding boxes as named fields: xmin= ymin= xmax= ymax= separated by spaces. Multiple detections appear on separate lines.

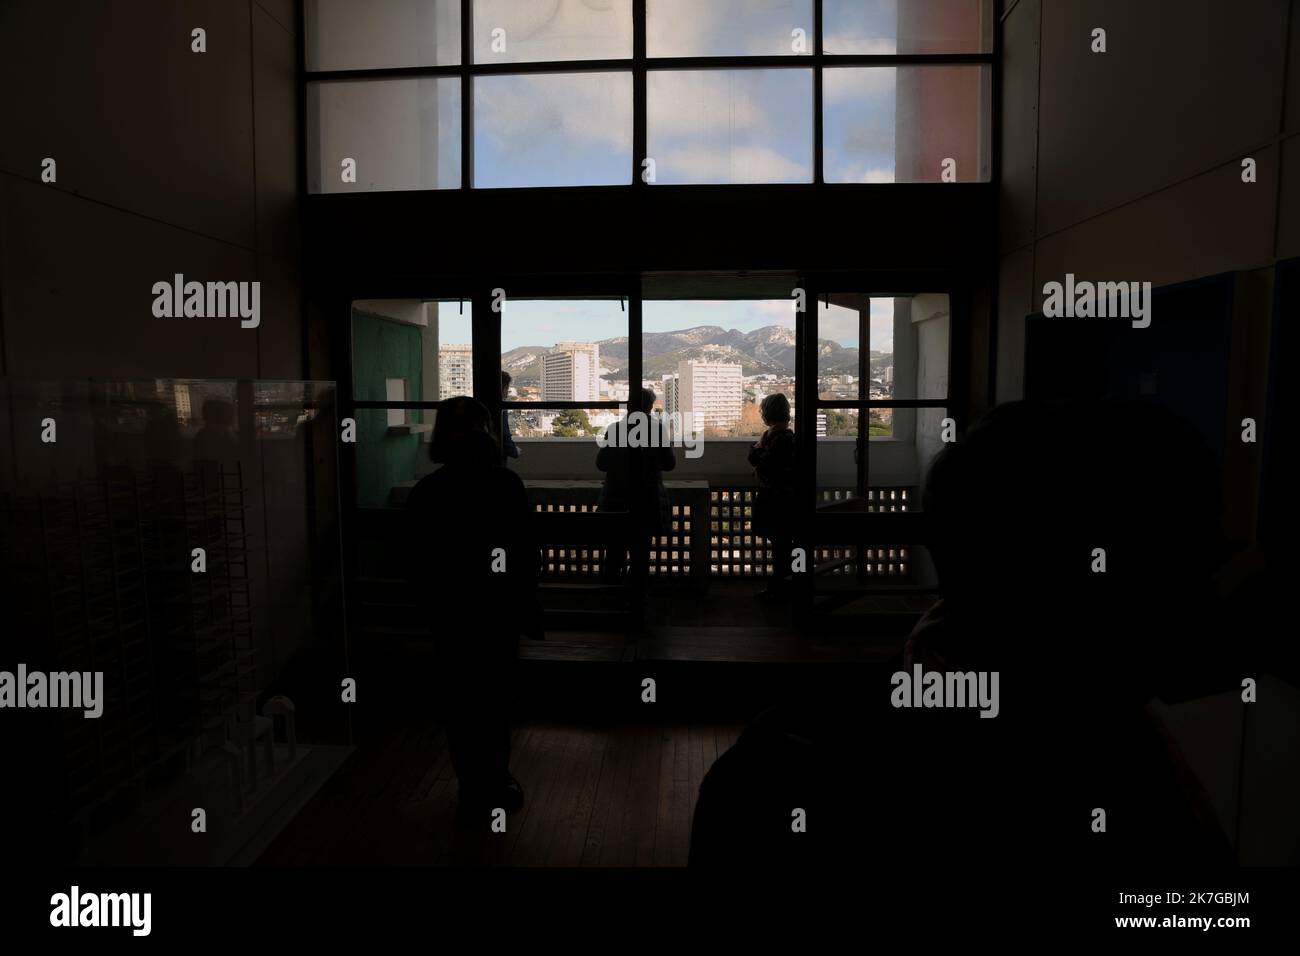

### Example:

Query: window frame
xmin=341 ymin=271 xmax=968 ymax=495
xmin=301 ymin=0 xmax=997 ymax=190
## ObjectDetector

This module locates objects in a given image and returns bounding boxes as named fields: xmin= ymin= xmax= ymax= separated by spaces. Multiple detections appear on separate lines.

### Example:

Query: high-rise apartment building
xmin=675 ymin=360 xmax=742 ymax=432
xmin=541 ymin=342 xmax=601 ymax=402
xmin=438 ymin=343 xmax=473 ymax=400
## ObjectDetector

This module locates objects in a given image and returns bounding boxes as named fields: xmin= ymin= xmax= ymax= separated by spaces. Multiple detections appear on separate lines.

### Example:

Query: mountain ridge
xmin=501 ymin=324 xmax=883 ymax=383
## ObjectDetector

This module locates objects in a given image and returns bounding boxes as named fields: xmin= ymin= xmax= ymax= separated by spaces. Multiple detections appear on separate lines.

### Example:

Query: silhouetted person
xmin=142 ymin=401 xmax=184 ymax=464
xmin=192 ymin=398 xmax=238 ymax=462
xmin=748 ymin=393 xmax=796 ymax=598
xmin=691 ymin=398 xmax=1234 ymax=868
xmin=404 ymin=396 xmax=541 ymax=825
xmin=596 ymin=388 xmax=676 ymax=596
xmin=500 ymin=370 xmax=520 ymax=463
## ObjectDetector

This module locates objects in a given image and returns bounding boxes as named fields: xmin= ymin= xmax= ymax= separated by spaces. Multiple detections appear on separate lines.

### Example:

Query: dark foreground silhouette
xmin=691 ymin=399 xmax=1238 ymax=867
xmin=405 ymin=396 xmax=540 ymax=822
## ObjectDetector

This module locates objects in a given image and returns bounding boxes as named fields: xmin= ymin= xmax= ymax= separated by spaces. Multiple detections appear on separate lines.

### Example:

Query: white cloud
xmin=658 ymin=143 xmax=810 ymax=184
xmin=475 ymin=71 xmax=632 ymax=152
xmin=823 ymin=65 xmax=896 ymax=105
xmin=854 ymin=167 xmax=895 ymax=183
xmin=822 ymin=32 xmax=896 ymax=56
xmin=647 ymin=71 xmax=773 ymax=138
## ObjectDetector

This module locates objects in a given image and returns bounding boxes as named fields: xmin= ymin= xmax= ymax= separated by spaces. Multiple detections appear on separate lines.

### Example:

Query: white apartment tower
xmin=438 ymin=343 xmax=473 ymax=400
xmin=541 ymin=342 xmax=601 ymax=402
xmin=676 ymin=360 xmax=742 ymax=432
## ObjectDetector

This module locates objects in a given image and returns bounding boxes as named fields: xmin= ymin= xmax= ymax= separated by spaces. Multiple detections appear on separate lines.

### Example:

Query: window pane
xmin=475 ymin=73 xmax=632 ymax=187
xmin=473 ymin=0 xmax=632 ymax=63
xmin=816 ymin=407 xmax=858 ymax=505
xmin=823 ymin=65 xmax=990 ymax=183
xmin=305 ymin=0 xmax=461 ymax=70
xmin=647 ymin=0 xmax=813 ymax=57
xmin=824 ymin=0 xmax=993 ymax=54
xmin=351 ymin=299 xmax=473 ymax=507
xmin=501 ymin=299 xmax=628 ymax=402
xmin=815 ymin=296 xmax=865 ymax=400
xmin=307 ymin=79 xmax=461 ymax=192
xmin=817 ymin=294 xmax=947 ymax=401
xmin=643 ymin=300 xmax=795 ymax=439
xmin=877 ymin=294 xmax=948 ymax=401
xmin=647 ymin=69 xmax=813 ymax=184
xmin=869 ymin=407 xmax=949 ymax=512
xmin=351 ymin=299 xmax=473 ymax=404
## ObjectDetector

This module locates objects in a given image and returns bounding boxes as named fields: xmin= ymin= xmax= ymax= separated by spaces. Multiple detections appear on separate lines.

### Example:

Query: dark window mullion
xmin=503 ymin=402 xmax=624 ymax=411
xmin=857 ymin=295 xmax=869 ymax=498
xmin=304 ymin=56 xmax=993 ymax=84
xmin=633 ymin=0 xmax=647 ymax=188
xmin=813 ymin=0 xmax=823 ymax=186
xmin=460 ymin=0 xmax=472 ymax=189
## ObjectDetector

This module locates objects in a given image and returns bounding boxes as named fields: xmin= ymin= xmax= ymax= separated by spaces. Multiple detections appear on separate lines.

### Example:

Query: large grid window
xmin=304 ymin=0 xmax=994 ymax=191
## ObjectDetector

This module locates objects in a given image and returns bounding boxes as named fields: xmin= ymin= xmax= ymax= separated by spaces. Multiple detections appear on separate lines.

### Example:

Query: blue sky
xmin=468 ymin=0 xmax=898 ymax=188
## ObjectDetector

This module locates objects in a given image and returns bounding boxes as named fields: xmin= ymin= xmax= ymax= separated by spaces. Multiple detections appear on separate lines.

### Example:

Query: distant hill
xmin=502 ymin=325 xmax=864 ymax=384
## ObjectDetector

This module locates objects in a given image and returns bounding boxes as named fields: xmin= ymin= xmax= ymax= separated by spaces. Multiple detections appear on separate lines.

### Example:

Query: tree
xmin=823 ymin=409 xmax=855 ymax=437
xmin=552 ymin=409 xmax=594 ymax=437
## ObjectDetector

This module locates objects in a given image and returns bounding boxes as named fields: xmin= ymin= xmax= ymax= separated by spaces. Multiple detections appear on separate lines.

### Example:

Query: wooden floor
xmin=257 ymin=719 xmax=743 ymax=867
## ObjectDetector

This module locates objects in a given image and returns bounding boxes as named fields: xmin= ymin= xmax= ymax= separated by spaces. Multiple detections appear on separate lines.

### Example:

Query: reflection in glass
xmin=305 ymin=0 xmax=461 ymax=71
xmin=647 ymin=69 xmax=813 ymax=184
xmin=823 ymin=65 xmax=990 ymax=183
xmin=307 ymin=79 xmax=461 ymax=192
xmin=474 ymin=73 xmax=632 ymax=187
xmin=473 ymin=0 xmax=632 ymax=63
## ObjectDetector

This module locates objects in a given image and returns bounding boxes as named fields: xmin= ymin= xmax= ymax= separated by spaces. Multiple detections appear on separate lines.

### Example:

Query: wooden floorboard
xmin=258 ymin=719 xmax=742 ymax=867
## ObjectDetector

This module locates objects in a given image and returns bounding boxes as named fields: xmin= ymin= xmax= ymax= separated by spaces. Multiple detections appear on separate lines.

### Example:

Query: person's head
xmin=500 ymin=370 xmax=512 ymax=399
xmin=637 ymin=388 xmax=656 ymax=415
xmin=760 ymin=393 xmax=791 ymax=427
xmin=922 ymin=398 xmax=1222 ymax=699
xmin=430 ymin=395 xmax=499 ymax=467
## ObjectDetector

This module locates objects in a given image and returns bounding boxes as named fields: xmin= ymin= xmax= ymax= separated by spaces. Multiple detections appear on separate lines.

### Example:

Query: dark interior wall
xmin=0 ymin=0 xmax=303 ymax=380
xmin=997 ymin=0 xmax=1293 ymax=404
xmin=997 ymin=0 xmax=1291 ymax=547
xmin=995 ymin=0 xmax=1299 ymax=864
xmin=0 ymin=0 xmax=321 ymax=694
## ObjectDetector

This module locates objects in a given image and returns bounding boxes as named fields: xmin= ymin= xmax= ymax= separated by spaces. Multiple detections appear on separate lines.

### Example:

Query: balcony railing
xmin=532 ymin=485 xmax=917 ymax=581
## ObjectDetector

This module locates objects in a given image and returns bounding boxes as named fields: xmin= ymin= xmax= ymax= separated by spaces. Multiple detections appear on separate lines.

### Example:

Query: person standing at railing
xmin=748 ymin=393 xmax=797 ymax=598
xmin=595 ymin=387 xmax=676 ymax=602
xmin=500 ymin=371 xmax=520 ymax=464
